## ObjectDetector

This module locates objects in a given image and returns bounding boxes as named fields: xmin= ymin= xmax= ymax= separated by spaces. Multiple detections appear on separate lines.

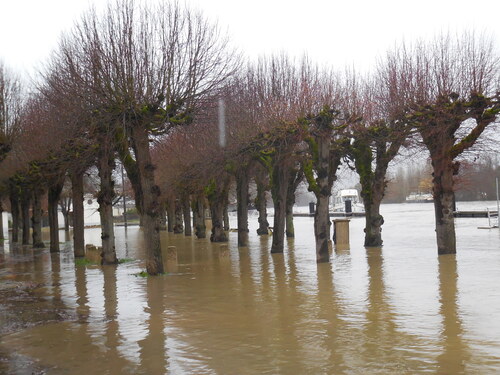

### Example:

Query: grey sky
xmin=1 ymin=0 xmax=499 ymax=78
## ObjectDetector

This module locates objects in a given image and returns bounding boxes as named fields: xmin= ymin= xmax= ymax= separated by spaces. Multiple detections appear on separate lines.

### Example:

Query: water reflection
xmin=1 ymin=207 xmax=500 ymax=373
xmin=437 ymin=255 xmax=470 ymax=374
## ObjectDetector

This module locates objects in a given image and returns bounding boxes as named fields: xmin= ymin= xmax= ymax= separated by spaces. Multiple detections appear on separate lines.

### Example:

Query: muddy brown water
xmin=1 ymin=202 xmax=500 ymax=374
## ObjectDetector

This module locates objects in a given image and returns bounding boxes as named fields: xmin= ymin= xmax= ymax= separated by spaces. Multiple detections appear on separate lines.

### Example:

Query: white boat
xmin=332 ymin=189 xmax=365 ymax=213
xmin=405 ymin=192 xmax=433 ymax=203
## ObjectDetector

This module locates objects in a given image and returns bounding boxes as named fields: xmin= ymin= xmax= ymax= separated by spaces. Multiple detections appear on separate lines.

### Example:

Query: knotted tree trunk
xmin=192 ymin=192 xmax=206 ymax=239
xmin=208 ymin=179 xmax=229 ymax=243
xmin=431 ymin=157 xmax=457 ymax=254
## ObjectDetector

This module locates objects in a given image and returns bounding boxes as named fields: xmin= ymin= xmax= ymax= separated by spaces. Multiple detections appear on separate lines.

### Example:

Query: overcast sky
xmin=1 ymin=0 xmax=499 ymax=80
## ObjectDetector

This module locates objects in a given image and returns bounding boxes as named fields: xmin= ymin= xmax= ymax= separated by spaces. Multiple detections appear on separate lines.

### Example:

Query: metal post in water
xmin=218 ymin=98 xmax=226 ymax=148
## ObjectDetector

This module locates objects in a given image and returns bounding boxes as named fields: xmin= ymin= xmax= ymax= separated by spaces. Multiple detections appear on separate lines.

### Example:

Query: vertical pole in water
xmin=122 ymin=163 xmax=127 ymax=228
xmin=496 ymin=177 xmax=499 ymax=229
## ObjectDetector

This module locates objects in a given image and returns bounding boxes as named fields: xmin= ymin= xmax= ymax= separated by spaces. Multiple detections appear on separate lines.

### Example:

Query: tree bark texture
xmin=21 ymin=193 xmax=31 ymax=246
xmin=193 ymin=193 xmax=206 ymax=239
xmin=131 ymin=125 xmax=163 ymax=275
xmin=158 ymin=204 xmax=167 ymax=231
xmin=271 ymin=165 xmax=290 ymax=253
xmin=32 ymin=188 xmax=45 ymax=248
xmin=48 ymin=183 xmax=63 ymax=252
xmin=182 ymin=195 xmax=192 ymax=236
xmin=208 ymin=181 xmax=229 ymax=242
xmin=431 ymin=157 xmax=457 ymax=254
xmin=255 ymin=177 xmax=269 ymax=235
xmin=71 ymin=171 xmax=85 ymax=258
xmin=236 ymin=169 xmax=249 ymax=247
xmin=97 ymin=140 xmax=118 ymax=265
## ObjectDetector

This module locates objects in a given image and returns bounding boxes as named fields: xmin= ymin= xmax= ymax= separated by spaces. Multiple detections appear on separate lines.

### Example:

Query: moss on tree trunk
xmin=71 ymin=171 xmax=85 ymax=258
xmin=32 ymin=188 xmax=45 ymax=248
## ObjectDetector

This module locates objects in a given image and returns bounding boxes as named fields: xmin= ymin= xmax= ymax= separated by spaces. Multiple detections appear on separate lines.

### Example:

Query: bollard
xmin=333 ymin=219 xmax=350 ymax=249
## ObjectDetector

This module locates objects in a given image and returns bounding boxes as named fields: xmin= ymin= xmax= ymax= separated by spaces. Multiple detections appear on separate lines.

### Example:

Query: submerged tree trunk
xmin=166 ymin=198 xmax=175 ymax=233
xmin=314 ymin=194 xmax=330 ymax=262
xmin=71 ymin=171 xmax=85 ymax=258
xmin=32 ymin=188 xmax=45 ymax=248
xmin=271 ymin=164 xmax=290 ymax=253
xmin=193 ymin=193 xmax=206 ymax=239
xmin=236 ymin=169 xmax=249 ymax=247
xmin=255 ymin=177 xmax=269 ymax=235
xmin=9 ymin=190 xmax=20 ymax=243
xmin=48 ymin=182 xmax=63 ymax=253
xmin=431 ymin=157 xmax=457 ymax=254
xmin=182 ymin=195 xmax=192 ymax=236
xmin=21 ymin=192 xmax=31 ymax=246
xmin=132 ymin=125 xmax=163 ymax=275
xmin=97 ymin=141 xmax=118 ymax=265
xmin=208 ymin=180 xmax=229 ymax=243
xmin=173 ymin=199 xmax=184 ymax=234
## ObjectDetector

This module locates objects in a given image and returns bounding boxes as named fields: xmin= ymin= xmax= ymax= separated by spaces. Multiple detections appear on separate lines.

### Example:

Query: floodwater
xmin=1 ymin=202 xmax=500 ymax=374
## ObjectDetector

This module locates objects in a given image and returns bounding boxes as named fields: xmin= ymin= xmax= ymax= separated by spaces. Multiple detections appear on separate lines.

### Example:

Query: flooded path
xmin=1 ymin=202 xmax=500 ymax=374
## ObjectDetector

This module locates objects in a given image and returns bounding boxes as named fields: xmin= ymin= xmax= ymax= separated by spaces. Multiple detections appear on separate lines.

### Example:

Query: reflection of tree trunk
xmin=182 ymin=195 xmax=192 ymax=236
xmin=97 ymin=142 xmax=118 ymax=265
xmin=255 ymin=176 xmax=269 ymax=235
xmin=131 ymin=125 xmax=163 ymax=274
xmin=173 ymin=199 xmax=184 ymax=234
xmin=193 ymin=193 xmax=206 ymax=239
xmin=271 ymin=164 xmax=289 ymax=253
xmin=437 ymin=255 xmax=469 ymax=372
xmin=139 ymin=277 xmax=167 ymax=373
xmin=48 ymin=183 xmax=63 ymax=252
xmin=21 ymin=192 xmax=31 ymax=245
xmin=9 ymin=189 xmax=20 ymax=243
xmin=236 ymin=169 xmax=249 ymax=246
xmin=32 ymin=188 xmax=45 ymax=248
xmin=71 ymin=171 xmax=85 ymax=258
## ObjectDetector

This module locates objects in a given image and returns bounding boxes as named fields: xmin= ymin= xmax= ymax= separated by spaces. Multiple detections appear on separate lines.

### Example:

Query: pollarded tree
xmin=391 ymin=33 xmax=500 ymax=254
xmin=57 ymin=0 xmax=238 ymax=274
xmin=343 ymin=69 xmax=413 ymax=247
